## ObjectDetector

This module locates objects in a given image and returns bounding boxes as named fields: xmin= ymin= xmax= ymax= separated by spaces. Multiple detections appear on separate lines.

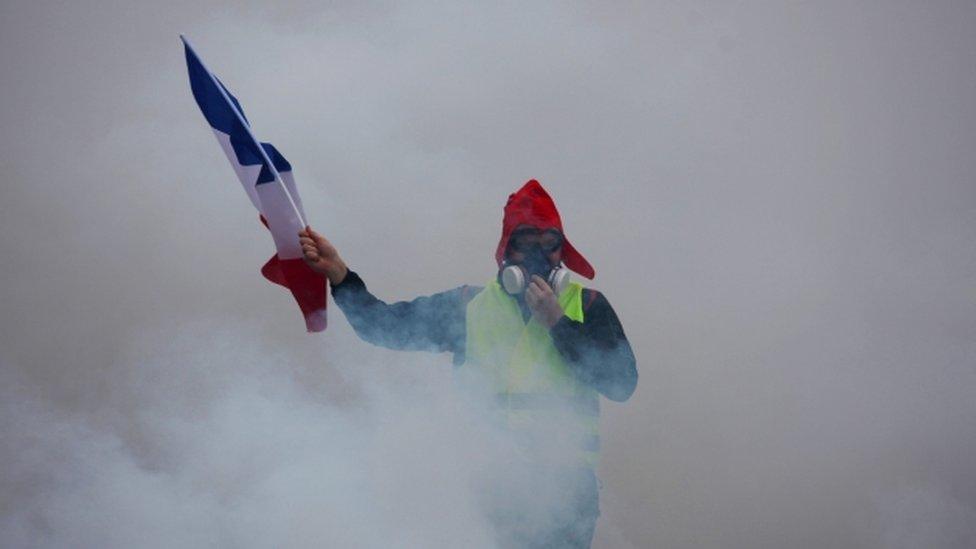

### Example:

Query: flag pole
xmin=180 ymin=35 xmax=308 ymax=229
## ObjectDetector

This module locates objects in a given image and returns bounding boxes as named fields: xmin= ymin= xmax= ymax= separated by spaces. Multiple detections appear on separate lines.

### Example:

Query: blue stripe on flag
xmin=225 ymin=136 xmax=290 ymax=184
xmin=184 ymin=44 xmax=250 ymax=136
xmin=215 ymin=77 xmax=249 ymax=126
xmin=185 ymin=41 xmax=288 ymax=182
xmin=256 ymin=142 xmax=291 ymax=184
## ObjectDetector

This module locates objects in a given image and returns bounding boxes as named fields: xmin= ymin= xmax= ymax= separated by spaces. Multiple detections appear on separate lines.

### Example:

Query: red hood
xmin=494 ymin=179 xmax=595 ymax=279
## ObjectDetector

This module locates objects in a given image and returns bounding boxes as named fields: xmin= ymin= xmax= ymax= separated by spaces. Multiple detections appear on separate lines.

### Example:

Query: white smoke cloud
xmin=1 ymin=320 xmax=590 ymax=548
xmin=877 ymin=483 xmax=976 ymax=549
xmin=2 ymin=1 xmax=976 ymax=548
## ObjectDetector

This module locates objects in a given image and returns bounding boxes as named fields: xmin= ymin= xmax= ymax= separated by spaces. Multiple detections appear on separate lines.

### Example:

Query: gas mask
xmin=500 ymin=243 xmax=571 ymax=296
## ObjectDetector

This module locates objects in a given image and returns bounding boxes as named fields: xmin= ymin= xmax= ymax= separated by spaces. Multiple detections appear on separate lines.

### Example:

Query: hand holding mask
xmin=525 ymin=275 xmax=566 ymax=328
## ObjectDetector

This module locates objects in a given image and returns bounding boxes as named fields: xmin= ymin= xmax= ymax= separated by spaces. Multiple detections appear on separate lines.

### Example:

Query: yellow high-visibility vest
xmin=463 ymin=280 xmax=600 ymax=467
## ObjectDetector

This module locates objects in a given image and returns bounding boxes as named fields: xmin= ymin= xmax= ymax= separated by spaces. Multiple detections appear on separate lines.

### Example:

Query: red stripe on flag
xmin=261 ymin=255 xmax=328 ymax=332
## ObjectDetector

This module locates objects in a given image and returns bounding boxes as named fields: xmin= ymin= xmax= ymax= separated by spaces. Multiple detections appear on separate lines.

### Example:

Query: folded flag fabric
xmin=181 ymin=35 xmax=326 ymax=332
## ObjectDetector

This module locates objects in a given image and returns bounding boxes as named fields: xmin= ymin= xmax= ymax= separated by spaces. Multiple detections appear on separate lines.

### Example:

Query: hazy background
xmin=2 ymin=1 xmax=975 ymax=547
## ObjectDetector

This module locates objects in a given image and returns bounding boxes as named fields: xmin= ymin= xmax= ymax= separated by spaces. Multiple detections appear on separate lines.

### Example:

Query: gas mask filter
xmin=500 ymin=261 xmax=570 ymax=296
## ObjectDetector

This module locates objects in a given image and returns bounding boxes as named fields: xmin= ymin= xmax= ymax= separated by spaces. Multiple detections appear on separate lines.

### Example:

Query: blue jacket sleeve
xmin=330 ymin=270 xmax=477 ymax=364
xmin=549 ymin=290 xmax=638 ymax=402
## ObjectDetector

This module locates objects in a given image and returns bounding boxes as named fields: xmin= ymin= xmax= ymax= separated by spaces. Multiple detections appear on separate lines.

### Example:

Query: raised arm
xmin=299 ymin=226 xmax=475 ymax=359
xmin=299 ymin=226 xmax=349 ymax=286
xmin=330 ymin=271 xmax=474 ymax=356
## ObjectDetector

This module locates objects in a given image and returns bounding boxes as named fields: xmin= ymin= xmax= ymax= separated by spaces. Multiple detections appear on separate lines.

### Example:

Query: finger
xmin=531 ymin=279 xmax=544 ymax=292
xmin=537 ymin=280 xmax=551 ymax=295
xmin=304 ymin=251 xmax=320 ymax=262
xmin=309 ymin=227 xmax=328 ymax=245
xmin=530 ymin=275 xmax=551 ymax=293
xmin=299 ymin=237 xmax=314 ymax=247
xmin=528 ymin=280 xmax=546 ymax=297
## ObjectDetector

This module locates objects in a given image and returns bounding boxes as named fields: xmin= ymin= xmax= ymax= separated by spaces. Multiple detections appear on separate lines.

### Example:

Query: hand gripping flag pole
xmin=181 ymin=35 xmax=327 ymax=332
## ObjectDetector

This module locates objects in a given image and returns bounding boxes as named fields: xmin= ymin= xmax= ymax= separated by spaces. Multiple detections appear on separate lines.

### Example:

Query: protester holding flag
xmin=300 ymin=180 xmax=638 ymax=548
xmin=182 ymin=34 xmax=636 ymax=547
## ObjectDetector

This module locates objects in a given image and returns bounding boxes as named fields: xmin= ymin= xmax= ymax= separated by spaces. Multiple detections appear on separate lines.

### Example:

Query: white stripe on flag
xmin=257 ymin=173 xmax=305 ymax=260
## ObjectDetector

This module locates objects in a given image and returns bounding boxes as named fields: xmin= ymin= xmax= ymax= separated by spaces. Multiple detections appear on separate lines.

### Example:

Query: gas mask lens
xmin=509 ymin=228 xmax=564 ymax=254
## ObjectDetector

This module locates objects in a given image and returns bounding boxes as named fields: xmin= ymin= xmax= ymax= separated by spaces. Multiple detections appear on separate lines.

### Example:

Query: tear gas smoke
xmin=2 ymin=1 xmax=976 ymax=548
xmin=1 ymin=322 xmax=597 ymax=548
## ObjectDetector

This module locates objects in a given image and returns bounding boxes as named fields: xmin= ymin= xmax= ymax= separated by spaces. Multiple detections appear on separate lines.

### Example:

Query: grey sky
xmin=2 ymin=1 xmax=975 ymax=547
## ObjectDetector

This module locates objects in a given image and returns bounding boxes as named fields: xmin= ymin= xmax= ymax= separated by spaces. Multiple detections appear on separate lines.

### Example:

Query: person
xmin=299 ymin=179 xmax=637 ymax=548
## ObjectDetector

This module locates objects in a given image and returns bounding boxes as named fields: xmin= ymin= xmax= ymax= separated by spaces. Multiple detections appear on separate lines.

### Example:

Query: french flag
xmin=182 ymin=35 xmax=327 ymax=332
